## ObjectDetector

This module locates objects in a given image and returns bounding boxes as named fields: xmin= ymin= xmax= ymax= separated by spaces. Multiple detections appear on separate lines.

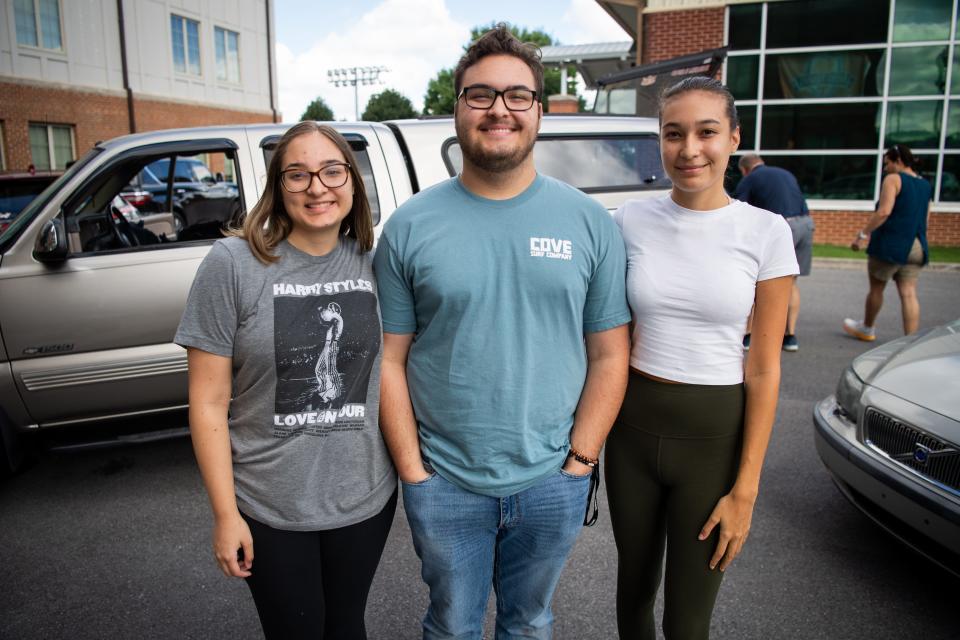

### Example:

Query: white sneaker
xmin=843 ymin=318 xmax=876 ymax=342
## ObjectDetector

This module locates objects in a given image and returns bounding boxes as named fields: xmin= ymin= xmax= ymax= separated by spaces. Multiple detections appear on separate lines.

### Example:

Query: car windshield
xmin=0 ymin=148 xmax=102 ymax=251
xmin=147 ymin=158 xmax=214 ymax=184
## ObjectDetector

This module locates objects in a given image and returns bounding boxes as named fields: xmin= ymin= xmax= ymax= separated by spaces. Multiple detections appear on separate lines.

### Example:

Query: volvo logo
xmin=912 ymin=443 xmax=932 ymax=466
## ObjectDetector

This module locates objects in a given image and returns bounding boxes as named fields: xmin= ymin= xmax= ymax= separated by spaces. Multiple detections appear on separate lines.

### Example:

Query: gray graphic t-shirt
xmin=176 ymin=236 xmax=395 ymax=531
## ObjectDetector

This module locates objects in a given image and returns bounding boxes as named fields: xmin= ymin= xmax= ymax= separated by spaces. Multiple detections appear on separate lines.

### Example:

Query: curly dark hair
xmin=453 ymin=23 xmax=544 ymax=100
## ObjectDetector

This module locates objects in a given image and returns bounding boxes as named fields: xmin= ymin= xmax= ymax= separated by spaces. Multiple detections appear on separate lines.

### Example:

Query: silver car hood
xmin=852 ymin=320 xmax=960 ymax=422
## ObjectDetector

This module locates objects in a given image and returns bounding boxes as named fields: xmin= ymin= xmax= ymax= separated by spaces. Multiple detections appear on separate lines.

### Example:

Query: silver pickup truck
xmin=0 ymin=115 xmax=668 ymax=473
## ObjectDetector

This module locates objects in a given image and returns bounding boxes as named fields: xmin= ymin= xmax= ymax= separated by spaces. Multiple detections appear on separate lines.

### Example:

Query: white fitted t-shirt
xmin=614 ymin=195 xmax=799 ymax=384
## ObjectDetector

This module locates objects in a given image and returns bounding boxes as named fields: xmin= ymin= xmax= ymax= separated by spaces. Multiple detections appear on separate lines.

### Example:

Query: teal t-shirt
xmin=374 ymin=175 xmax=630 ymax=497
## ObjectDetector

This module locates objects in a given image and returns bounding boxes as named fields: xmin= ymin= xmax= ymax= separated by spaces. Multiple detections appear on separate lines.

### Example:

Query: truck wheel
xmin=174 ymin=212 xmax=187 ymax=234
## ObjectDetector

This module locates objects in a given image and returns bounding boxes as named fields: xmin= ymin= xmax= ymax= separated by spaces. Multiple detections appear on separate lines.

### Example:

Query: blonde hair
xmin=231 ymin=122 xmax=374 ymax=263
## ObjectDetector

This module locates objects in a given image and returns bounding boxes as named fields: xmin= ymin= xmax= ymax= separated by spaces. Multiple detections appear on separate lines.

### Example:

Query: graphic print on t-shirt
xmin=272 ymin=278 xmax=380 ymax=438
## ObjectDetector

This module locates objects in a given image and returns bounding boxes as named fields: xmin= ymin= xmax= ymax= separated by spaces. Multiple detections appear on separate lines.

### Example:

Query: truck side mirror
xmin=33 ymin=217 xmax=69 ymax=263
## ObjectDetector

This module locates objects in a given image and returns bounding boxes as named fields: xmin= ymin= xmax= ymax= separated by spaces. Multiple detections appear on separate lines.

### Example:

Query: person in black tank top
xmin=844 ymin=144 xmax=932 ymax=341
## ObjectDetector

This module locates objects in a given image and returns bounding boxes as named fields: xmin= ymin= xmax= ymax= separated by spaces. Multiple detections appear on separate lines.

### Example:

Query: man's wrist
xmin=857 ymin=230 xmax=869 ymax=240
xmin=567 ymin=446 xmax=599 ymax=467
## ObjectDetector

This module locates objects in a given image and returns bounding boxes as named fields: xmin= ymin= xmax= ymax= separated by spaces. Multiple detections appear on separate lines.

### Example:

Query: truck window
xmin=261 ymin=136 xmax=381 ymax=225
xmin=443 ymin=135 xmax=671 ymax=193
xmin=63 ymin=149 xmax=244 ymax=255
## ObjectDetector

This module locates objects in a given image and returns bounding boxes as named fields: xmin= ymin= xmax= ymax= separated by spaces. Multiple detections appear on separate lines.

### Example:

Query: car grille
xmin=864 ymin=409 xmax=960 ymax=494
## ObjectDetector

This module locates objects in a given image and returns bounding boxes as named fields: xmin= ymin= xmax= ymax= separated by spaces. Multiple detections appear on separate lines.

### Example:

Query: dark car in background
xmin=121 ymin=157 xmax=240 ymax=240
xmin=813 ymin=321 xmax=960 ymax=575
xmin=0 ymin=171 xmax=62 ymax=234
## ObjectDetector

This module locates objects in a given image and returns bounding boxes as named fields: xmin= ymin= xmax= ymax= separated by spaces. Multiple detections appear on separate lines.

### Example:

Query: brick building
xmin=596 ymin=0 xmax=960 ymax=247
xmin=0 ymin=0 xmax=278 ymax=174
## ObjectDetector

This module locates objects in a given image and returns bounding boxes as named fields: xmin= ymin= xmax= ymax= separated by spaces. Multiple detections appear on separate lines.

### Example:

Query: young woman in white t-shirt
xmin=605 ymin=77 xmax=798 ymax=639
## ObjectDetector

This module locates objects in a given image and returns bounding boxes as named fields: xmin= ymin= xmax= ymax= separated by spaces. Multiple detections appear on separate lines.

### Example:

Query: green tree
xmin=422 ymin=23 xmax=584 ymax=115
xmin=362 ymin=88 xmax=418 ymax=122
xmin=300 ymin=96 xmax=335 ymax=121
xmin=423 ymin=67 xmax=456 ymax=116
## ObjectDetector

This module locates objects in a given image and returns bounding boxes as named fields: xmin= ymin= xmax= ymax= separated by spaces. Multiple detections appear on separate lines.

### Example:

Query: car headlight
xmin=835 ymin=366 xmax=865 ymax=422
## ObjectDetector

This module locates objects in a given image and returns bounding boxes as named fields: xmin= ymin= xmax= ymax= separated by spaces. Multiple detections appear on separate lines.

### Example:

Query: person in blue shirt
xmin=374 ymin=24 xmax=630 ymax=640
xmin=844 ymin=144 xmax=932 ymax=341
xmin=735 ymin=154 xmax=812 ymax=352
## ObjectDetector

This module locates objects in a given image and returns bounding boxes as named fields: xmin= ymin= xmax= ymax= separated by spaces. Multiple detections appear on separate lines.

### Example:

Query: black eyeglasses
xmin=280 ymin=163 xmax=351 ymax=192
xmin=458 ymin=85 xmax=538 ymax=111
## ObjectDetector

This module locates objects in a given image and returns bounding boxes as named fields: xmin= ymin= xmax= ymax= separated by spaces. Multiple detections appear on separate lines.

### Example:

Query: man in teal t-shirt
xmin=374 ymin=24 xmax=630 ymax=639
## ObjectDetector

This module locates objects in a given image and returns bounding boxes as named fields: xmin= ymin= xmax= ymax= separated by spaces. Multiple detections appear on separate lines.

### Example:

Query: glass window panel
xmin=767 ymin=0 xmax=888 ymax=49
xmin=884 ymin=100 xmax=943 ymax=148
xmin=737 ymin=105 xmax=756 ymax=151
xmin=889 ymin=46 xmax=948 ymax=96
xmin=50 ymin=125 xmax=72 ymax=170
xmin=171 ymin=16 xmax=185 ymax=73
xmin=940 ymin=154 xmax=960 ymax=200
xmin=948 ymin=101 xmax=960 ymax=148
xmin=187 ymin=19 xmax=201 ymax=75
xmin=227 ymin=31 xmax=239 ymax=82
xmin=894 ymin=0 xmax=951 ymax=42
xmin=728 ymin=3 xmax=761 ymax=51
xmin=215 ymin=28 xmax=226 ymax=80
xmin=38 ymin=0 xmax=61 ymax=50
xmin=952 ymin=48 xmax=960 ymax=95
xmin=767 ymin=155 xmax=878 ymax=200
xmin=763 ymin=50 xmax=884 ymax=99
xmin=727 ymin=56 xmax=758 ymax=100
xmin=28 ymin=125 xmax=50 ymax=170
xmin=14 ymin=0 xmax=38 ymax=47
xmin=761 ymin=103 xmax=881 ymax=150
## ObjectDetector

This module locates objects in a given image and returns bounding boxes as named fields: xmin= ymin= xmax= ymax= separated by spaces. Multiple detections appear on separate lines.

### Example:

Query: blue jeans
xmin=402 ymin=467 xmax=590 ymax=640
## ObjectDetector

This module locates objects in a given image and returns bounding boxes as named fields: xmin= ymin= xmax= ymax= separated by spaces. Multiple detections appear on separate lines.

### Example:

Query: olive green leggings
xmin=605 ymin=372 xmax=744 ymax=640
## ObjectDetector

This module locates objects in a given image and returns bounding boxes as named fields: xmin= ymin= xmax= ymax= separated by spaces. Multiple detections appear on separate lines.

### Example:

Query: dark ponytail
xmin=659 ymin=76 xmax=739 ymax=130
xmin=885 ymin=144 xmax=919 ymax=171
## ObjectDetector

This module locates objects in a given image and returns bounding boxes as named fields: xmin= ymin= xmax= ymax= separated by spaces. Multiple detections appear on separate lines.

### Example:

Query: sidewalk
xmin=813 ymin=257 xmax=960 ymax=272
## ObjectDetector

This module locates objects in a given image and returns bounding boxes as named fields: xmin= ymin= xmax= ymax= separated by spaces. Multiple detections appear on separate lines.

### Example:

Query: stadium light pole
xmin=327 ymin=66 xmax=389 ymax=120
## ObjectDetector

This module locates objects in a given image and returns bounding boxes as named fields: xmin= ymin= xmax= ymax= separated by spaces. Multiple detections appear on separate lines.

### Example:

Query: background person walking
xmin=735 ymin=154 xmax=813 ymax=352
xmin=844 ymin=144 xmax=932 ymax=341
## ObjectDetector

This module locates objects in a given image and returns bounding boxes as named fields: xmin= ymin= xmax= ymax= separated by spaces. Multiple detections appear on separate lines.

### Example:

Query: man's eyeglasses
xmin=458 ymin=85 xmax=538 ymax=112
xmin=280 ymin=163 xmax=351 ymax=192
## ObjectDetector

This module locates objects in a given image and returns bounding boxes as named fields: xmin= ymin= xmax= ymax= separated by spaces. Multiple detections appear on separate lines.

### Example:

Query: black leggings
xmin=241 ymin=489 xmax=397 ymax=640
xmin=605 ymin=372 xmax=744 ymax=640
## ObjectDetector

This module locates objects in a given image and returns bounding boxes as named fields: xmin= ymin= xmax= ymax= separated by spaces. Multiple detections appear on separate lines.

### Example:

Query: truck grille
xmin=864 ymin=409 xmax=960 ymax=494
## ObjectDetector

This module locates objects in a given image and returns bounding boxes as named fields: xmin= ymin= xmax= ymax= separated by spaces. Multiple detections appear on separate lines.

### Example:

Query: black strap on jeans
xmin=583 ymin=463 xmax=600 ymax=527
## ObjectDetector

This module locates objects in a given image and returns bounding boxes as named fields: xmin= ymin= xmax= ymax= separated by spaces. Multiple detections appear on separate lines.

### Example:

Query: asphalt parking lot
xmin=1 ymin=262 xmax=959 ymax=640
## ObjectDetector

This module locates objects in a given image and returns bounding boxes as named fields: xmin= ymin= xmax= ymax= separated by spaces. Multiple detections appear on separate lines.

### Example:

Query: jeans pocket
xmin=401 ymin=471 xmax=437 ymax=487
xmin=558 ymin=468 xmax=593 ymax=480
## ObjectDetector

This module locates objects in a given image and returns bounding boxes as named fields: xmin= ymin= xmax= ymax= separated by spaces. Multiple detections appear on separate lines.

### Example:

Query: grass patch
xmin=813 ymin=244 xmax=960 ymax=263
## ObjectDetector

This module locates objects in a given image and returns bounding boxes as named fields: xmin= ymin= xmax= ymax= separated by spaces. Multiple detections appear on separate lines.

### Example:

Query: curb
xmin=812 ymin=257 xmax=960 ymax=272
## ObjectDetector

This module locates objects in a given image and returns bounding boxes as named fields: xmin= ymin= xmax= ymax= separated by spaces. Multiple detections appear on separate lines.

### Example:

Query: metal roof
xmin=540 ymin=41 xmax=634 ymax=63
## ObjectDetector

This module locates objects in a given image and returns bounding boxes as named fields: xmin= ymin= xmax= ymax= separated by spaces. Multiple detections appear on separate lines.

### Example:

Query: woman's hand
xmin=698 ymin=489 xmax=757 ymax=572
xmin=212 ymin=511 xmax=254 ymax=578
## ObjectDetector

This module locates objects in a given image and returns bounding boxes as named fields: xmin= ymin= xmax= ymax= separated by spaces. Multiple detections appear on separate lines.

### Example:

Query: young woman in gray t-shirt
xmin=176 ymin=122 xmax=396 ymax=639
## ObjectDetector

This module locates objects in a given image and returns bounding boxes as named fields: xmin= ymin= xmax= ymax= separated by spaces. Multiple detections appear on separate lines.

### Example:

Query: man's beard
xmin=455 ymin=118 xmax=537 ymax=174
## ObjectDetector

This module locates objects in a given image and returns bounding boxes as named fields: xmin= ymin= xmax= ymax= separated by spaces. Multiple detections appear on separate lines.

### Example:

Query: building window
xmin=171 ymin=14 xmax=201 ymax=75
xmin=29 ymin=123 xmax=74 ymax=170
xmin=14 ymin=0 xmax=62 ymax=50
xmin=724 ymin=0 xmax=960 ymax=205
xmin=215 ymin=27 xmax=240 ymax=83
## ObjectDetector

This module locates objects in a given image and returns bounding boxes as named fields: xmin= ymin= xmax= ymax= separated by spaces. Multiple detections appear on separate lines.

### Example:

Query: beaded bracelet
xmin=568 ymin=446 xmax=599 ymax=468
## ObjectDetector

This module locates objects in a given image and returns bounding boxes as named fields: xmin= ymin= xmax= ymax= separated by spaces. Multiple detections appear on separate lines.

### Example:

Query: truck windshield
xmin=444 ymin=135 xmax=671 ymax=192
xmin=0 ymin=148 xmax=103 ymax=252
